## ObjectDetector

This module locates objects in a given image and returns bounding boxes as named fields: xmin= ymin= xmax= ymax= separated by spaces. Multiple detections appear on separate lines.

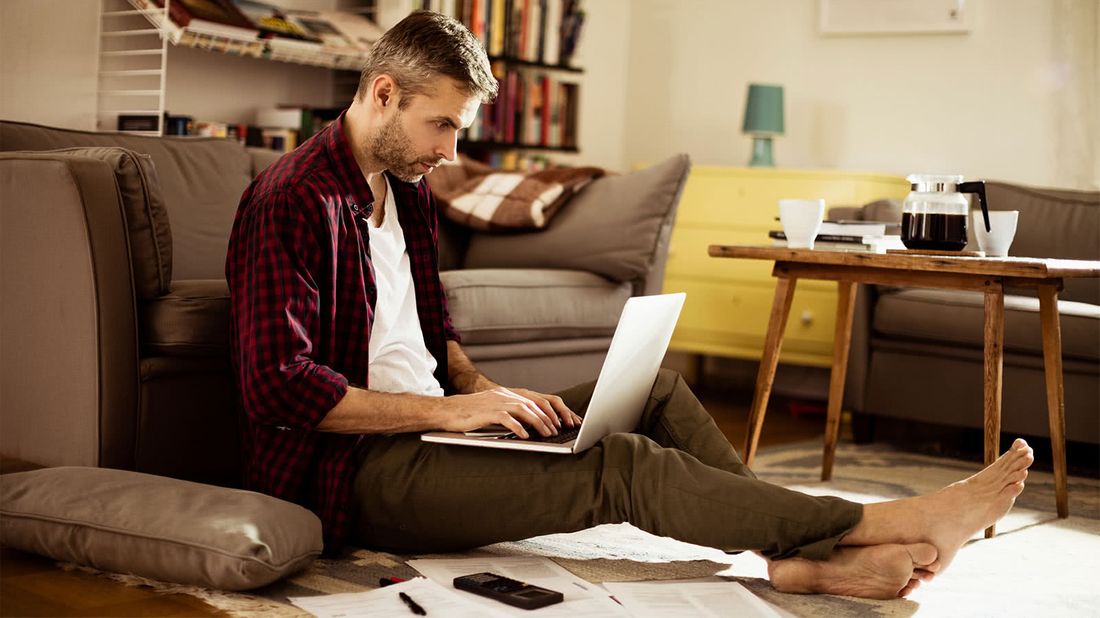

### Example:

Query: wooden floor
xmin=0 ymin=383 xmax=825 ymax=617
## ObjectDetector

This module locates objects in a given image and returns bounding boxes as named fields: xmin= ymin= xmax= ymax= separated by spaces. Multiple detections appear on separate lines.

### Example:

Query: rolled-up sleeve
xmin=229 ymin=191 xmax=348 ymax=428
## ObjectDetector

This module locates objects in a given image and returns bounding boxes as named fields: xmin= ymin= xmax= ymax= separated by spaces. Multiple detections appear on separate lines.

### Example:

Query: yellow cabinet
xmin=663 ymin=167 xmax=909 ymax=367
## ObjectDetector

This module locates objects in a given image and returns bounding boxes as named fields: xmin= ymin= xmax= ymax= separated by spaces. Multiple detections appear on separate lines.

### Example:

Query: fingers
xmin=511 ymin=389 xmax=582 ymax=428
xmin=496 ymin=389 xmax=556 ymax=437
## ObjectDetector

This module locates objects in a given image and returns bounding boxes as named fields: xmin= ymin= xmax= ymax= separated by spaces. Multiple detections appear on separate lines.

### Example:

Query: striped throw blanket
xmin=435 ymin=166 xmax=605 ymax=231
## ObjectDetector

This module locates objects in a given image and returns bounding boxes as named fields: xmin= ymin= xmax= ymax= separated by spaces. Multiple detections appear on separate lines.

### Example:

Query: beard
xmin=366 ymin=111 xmax=439 ymax=183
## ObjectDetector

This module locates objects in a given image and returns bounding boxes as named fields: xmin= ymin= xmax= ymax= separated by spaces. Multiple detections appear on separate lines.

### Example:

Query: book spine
xmin=540 ymin=74 xmax=550 ymax=145
xmin=490 ymin=0 xmax=505 ymax=56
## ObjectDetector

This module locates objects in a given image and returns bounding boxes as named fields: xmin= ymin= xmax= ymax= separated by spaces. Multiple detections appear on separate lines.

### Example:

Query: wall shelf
xmin=459 ymin=140 xmax=578 ymax=153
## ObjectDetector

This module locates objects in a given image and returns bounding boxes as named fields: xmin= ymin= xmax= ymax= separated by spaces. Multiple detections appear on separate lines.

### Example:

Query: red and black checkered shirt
xmin=226 ymin=112 xmax=460 ymax=551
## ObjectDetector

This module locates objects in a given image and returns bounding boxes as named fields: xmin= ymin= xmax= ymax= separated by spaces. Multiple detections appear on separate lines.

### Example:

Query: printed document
xmin=408 ymin=555 xmax=628 ymax=616
xmin=603 ymin=581 xmax=782 ymax=617
xmin=288 ymin=577 xmax=506 ymax=618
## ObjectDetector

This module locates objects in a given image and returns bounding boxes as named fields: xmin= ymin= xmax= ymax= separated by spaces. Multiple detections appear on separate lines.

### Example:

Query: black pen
xmin=399 ymin=591 xmax=426 ymax=616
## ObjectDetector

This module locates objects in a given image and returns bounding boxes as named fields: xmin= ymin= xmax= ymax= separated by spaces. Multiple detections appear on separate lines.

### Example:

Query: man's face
xmin=366 ymin=76 xmax=481 ymax=183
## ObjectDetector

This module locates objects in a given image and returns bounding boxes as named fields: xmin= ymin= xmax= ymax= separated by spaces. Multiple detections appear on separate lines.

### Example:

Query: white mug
xmin=972 ymin=210 xmax=1019 ymax=257
xmin=779 ymin=199 xmax=826 ymax=249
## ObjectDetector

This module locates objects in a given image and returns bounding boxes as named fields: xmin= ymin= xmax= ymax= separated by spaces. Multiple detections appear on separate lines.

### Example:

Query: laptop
xmin=421 ymin=292 xmax=686 ymax=454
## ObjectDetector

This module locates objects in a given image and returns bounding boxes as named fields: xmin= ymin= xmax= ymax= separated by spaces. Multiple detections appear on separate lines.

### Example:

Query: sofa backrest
xmin=0 ymin=120 xmax=253 ymax=281
xmin=983 ymin=182 xmax=1099 ymax=304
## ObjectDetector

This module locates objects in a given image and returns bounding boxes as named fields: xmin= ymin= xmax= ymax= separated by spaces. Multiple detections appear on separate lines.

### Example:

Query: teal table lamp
xmin=742 ymin=84 xmax=785 ymax=167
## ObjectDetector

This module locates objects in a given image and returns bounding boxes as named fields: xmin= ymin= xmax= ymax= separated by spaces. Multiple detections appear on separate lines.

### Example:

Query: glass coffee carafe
xmin=901 ymin=174 xmax=990 ymax=251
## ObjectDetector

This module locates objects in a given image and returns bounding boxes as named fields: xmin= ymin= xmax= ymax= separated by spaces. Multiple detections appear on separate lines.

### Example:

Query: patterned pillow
xmin=436 ymin=166 xmax=605 ymax=231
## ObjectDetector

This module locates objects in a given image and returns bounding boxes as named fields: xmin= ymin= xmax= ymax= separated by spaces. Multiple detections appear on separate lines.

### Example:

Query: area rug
xmin=79 ymin=441 xmax=1100 ymax=617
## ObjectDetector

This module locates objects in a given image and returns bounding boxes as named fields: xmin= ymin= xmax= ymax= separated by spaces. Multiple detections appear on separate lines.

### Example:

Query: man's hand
xmin=437 ymin=387 xmax=582 ymax=439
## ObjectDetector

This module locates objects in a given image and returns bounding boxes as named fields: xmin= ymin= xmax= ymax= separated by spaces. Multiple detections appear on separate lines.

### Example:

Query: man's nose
xmin=437 ymin=131 xmax=458 ymax=162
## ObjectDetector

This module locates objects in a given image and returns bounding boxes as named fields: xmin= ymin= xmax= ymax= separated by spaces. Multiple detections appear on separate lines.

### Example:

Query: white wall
xmin=619 ymin=0 xmax=1098 ymax=190
xmin=0 ymin=1 xmax=101 ymax=130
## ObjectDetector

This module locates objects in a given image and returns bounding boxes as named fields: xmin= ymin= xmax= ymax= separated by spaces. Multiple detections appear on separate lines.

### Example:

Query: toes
xmin=899 ymin=579 xmax=920 ymax=598
xmin=1012 ymin=438 xmax=1029 ymax=450
xmin=914 ymin=568 xmax=936 ymax=582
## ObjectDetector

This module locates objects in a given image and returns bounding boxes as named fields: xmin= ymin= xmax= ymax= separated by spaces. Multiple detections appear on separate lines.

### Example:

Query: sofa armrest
xmin=0 ymin=153 xmax=139 ymax=470
xmin=247 ymin=147 xmax=283 ymax=177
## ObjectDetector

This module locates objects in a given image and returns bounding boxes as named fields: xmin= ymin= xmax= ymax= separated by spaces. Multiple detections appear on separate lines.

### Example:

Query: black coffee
xmin=901 ymin=212 xmax=968 ymax=251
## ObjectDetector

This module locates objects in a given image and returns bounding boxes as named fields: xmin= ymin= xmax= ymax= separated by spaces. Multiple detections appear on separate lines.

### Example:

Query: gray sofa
xmin=835 ymin=183 xmax=1099 ymax=446
xmin=0 ymin=119 xmax=689 ymax=487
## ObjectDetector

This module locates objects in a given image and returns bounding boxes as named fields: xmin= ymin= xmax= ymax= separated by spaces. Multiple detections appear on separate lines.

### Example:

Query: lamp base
xmin=748 ymin=136 xmax=775 ymax=167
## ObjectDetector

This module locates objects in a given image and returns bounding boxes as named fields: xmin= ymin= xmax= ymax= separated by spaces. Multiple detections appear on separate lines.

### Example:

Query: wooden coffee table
xmin=708 ymin=245 xmax=1100 ymax=536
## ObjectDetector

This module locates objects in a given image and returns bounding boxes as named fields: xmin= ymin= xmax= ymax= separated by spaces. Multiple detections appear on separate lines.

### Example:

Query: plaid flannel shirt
xmin=226 ymin=112 xmax=460 ymax=551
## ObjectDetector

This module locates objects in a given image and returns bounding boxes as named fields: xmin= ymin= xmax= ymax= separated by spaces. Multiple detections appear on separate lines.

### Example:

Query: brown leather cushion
xmin=40 ymin=147 xmax=172 ymax=298
xmin=0 ymin=467 xmax=321 ymax=590
xmin=141 ymin=279 xmax=230 ymax=357
xmin=0 ymin=120 xmax=252 ymax=281
xmin=873 ymin=288 xmax=1099 ymax=362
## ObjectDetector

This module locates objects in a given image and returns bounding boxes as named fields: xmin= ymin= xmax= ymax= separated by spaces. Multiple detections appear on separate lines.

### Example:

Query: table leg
xmin=1038 ymin=284 xmax=1069 ymax=518
xmin=822 ymin=281 xmax=857 ymax=481
xmin=983 ymin=283 xmax=1005 ymax=538
xmin=744 ymin=275 xmax=797 ymax=466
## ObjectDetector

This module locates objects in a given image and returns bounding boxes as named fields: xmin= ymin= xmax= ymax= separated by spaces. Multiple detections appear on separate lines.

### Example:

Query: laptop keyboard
xmin=502 ymin=425 xmax=581 ymax=444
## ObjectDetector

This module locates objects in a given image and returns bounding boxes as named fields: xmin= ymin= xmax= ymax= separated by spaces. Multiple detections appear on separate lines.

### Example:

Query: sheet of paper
xmin=288 ymin=577 xmax=507 ymax=618
xmin=602 ymin=581 xmax=782 ymax=617
xmin=408 ymin=555 xmax=628 ymax=616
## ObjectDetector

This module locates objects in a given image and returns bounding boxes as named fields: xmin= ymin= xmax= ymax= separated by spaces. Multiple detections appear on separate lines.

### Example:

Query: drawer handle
xmin=800 ymin=310 xmax=814 ymax=325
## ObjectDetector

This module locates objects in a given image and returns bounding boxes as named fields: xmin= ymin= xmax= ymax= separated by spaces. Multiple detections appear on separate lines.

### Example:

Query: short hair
xmin=356 ymin=11 xmax=498 ymax=107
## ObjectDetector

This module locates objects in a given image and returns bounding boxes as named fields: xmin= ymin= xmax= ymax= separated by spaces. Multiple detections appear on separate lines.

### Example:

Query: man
xmin=227 ymin=11 xmax=1034 ymax=600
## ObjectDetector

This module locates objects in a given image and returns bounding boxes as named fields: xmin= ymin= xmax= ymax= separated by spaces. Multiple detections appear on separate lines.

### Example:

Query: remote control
xmin=453 ymin=572 xmax=564 ymax=610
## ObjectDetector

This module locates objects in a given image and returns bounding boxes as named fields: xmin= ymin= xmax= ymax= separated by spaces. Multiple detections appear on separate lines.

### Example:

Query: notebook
xmin=421 ymin=293 xmax=685 ymax=454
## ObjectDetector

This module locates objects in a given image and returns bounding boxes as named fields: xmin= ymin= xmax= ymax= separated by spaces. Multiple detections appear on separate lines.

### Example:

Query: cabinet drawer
xmin=667 ymin=227 xmax=772 ymax=281
xmin=676 ymin=168 xmax=909 ymax=228
xmin=664 ymin=278 xmax=838 ymax=366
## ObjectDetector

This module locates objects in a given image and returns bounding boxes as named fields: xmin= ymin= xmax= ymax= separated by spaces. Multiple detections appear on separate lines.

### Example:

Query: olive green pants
xmin=352 ymin=369 xmax=862 ymax=560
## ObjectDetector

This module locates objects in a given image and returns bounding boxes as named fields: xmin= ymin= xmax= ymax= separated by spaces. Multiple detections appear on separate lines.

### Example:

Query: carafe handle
xmin=958 ymin=181 xmax=990 ymax=232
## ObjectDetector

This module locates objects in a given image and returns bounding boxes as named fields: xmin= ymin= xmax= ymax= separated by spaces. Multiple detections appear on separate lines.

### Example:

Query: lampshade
xmin=742 ymin=84 xmax=785 ymax=135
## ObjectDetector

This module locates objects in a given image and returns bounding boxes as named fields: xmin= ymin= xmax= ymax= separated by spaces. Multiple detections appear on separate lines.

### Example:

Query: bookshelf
xmin=392 ymin=0 xmax=587 ymax=167
xmin=96 ymin=0 xmax=378 ymax=136
xmin=96 ymin=0 xmax=585 ymax=167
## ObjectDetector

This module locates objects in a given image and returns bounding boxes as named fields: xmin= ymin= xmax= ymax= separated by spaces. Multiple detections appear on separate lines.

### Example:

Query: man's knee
xmin=651 ymin=368 xmax=689 ymax=400
xmin=600 ymin=432 xmax=661 ymax=466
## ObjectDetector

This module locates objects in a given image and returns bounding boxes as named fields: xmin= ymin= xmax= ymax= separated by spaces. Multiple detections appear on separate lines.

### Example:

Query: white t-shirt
xmin=366 ymin=177 xmax=444 ymax=397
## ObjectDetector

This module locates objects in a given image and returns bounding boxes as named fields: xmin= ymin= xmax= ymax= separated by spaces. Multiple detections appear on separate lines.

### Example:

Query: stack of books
xmin=138 ymin=0 xmax=384 ymax=69
xmin=769 ymin=220 xmax=905 ymax=253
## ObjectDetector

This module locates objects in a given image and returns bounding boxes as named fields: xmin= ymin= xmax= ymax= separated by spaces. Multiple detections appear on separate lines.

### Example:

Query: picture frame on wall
xmin=819 ymin=0 xmax=974 ymax=36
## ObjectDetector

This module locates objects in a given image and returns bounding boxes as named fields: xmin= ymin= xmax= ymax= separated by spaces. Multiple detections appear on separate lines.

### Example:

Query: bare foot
xmin=848 ymin=438 xmax=1034 ymax=573
xmin=768 ymin=543 xmax=938 ymax=600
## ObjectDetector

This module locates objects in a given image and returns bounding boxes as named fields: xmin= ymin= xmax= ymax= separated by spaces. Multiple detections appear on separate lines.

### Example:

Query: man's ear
xmin=371 ymin=74 xmax=398 ymax=110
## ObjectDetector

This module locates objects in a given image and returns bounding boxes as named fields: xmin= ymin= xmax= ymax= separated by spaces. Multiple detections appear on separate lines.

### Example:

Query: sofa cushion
xmin=461 ymin=154 xmax=690 ymax=283
xmin=441 ymin=269 xmax=632 ymax=345
xmin=141 ymin=279 xmax=230 ymax=357
xmin=43 ymin=147 xmax=173 ymax=299
xmin=0 ymin=120 xmax=253 ymax=281
xmin=0 ymin=467 xmax=321 ymax=590
xmin=873 ymin=288 xmax=1099 ymax=362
